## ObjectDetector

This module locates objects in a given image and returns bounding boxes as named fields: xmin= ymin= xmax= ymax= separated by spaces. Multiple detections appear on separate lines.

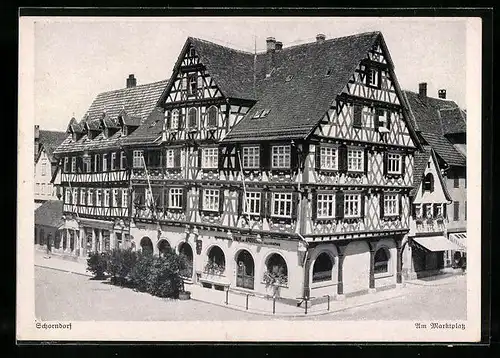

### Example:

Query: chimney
xmin=126 ymin=74 xmax=136 ymax=88
xmin=266 ymin=37 xmax=276 ymax=53
xmin=418 ymin=82 xmax=427 ymax=97
xmin=316 ymin=33 xmax=326 ymax=43
xmin=438 ymin=89 xmax=447 ymax=99
xmin=275 ymin=41 xmax=283 ymax=51
xmin=34 ymin=125 xmax=40 ymax=158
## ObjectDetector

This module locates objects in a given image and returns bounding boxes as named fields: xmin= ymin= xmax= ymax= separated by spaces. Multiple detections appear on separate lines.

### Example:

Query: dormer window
xmin=285 ymin=75 xmax=293 ymax=82
xmin=252 ymin=110 xmax=262 ymax=119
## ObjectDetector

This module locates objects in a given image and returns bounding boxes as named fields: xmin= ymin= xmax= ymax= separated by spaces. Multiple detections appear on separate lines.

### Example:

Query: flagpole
xmin=141 ymin=153 xmax=161 ymax=235
xmin=236 ymin=149 xmax=250 ymax=222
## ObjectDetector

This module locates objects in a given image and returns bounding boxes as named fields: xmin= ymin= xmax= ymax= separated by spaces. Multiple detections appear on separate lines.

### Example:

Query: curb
xmin=35 ymin=264 xmax=93 ymax=278
xmin=405 ymin=274 xmax=466 ymax=287
xmin=190 ymin=292 xmax=406 ymax=318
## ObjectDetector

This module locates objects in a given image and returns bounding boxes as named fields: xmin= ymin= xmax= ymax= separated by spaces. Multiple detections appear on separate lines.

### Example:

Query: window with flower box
xmin=202 ymin=189 xmax=220 ymax=212
xmin=242 ymin=146 xmax=260 ymax=169
xmin=347 ymin=148 xmax=364 ymax=172
xmin=272 ymin=192 xmax=293 ymax=218
xmin=320 ymin=146 xmax=338 ymax=170
xmin=243 ymin=191 xmax=261 ymax=216
xmin=271 ymin=145 xmax=291 ymax=169
xmin=169 ymin=188 xmax=183 ymax=209
xmin=202 ymin=148 xmax=218 ymax=169
xmin=344 ymin=193 xmax=361 ymax=218
xmin=317 ymin=193 xmax=335 ymax=219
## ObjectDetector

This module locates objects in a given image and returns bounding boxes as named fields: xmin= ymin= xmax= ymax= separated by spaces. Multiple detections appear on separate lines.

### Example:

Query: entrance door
xmin=236 ymin=250 xmax=254 ymax=290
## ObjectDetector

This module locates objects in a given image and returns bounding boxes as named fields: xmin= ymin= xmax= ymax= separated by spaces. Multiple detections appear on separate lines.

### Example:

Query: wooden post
xmin=305 ymin=299 xmax=308 ymax=315
xmin=246 ymin=294 xmax=249 ymax=310
xmin=327 ymin=295 xmax=330 ymax=311
xmin=396 ymin=237 xmax=403 ymax=284
xmin=337 ymin=253 xmax=345 ymax=295
xmin=225 ymin=289 xmax=229 ymax=305
xmin=368 ymin=240 xmax=377 ymax=291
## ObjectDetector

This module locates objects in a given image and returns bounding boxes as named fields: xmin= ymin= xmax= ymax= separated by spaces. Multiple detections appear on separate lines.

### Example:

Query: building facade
xmin=54 ymin=32 xmax=422 ymax=303
xmin=34 ymin=126 xmax=67 ymax=208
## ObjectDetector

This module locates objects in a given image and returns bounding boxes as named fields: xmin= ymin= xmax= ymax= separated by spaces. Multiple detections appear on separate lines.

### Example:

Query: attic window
xmin=252 ymin=110 xmax=263 ymax=119
xmin=285 ymin=75 xmax=293 ymax=82
xmin=326 ymin=69 xmax=331 ymax=77
xmin=189 ymin=47 xmax=196 ymax=57
xmin=261 ymin=109 xmax=271 ymax=117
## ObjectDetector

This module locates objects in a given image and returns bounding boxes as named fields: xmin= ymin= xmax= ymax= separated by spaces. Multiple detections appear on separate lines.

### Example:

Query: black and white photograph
xmin=18 ymin=14 xmax=481 ymax=342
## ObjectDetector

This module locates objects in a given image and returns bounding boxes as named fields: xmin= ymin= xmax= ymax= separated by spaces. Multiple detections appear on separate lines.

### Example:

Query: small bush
xmin=86 ymin=251 xmax=108 ymax=279
xmin=129 ymin=253 xmax=155 ymax=292
xmin=107 ymin=249 xmax=138 ymax=285
xmin=148 ymin=254 xmax=184 ymax=298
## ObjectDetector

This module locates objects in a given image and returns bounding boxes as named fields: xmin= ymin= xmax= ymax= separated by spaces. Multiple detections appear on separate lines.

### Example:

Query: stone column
xmin=98 ymin=229 xmax=103 ymax=253
xmin=91 ymin=228 xmax=96 ymax=252
xmin=396 ymin=237 xmax=403 ymax=285
xmin=368 ymin=240 xmax=377 ymax=293
xmin=335 ymin=243 xmax=347 ymax=300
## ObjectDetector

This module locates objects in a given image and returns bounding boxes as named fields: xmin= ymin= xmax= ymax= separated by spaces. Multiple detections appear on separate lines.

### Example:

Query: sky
xmin=32 ymin=17 xmax=468 ymax=131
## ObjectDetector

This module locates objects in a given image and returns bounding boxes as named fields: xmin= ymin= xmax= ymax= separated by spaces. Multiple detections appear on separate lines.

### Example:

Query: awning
xmin=448 ymin=233 xmax=467 ymax=251
xmin=413 ymin=236 xmax=462 ymax=252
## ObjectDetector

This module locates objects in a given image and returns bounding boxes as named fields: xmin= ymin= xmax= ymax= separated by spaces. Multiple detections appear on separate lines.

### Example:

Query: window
xmin=65 ymin=188 xmax=70 ymax=204
xmin=317 ymin=193 xmax=335 ymax=219
xmin=423 ymin=173 xmax=434 ymax=192
xmin=376 ymin=108 xmax=390 ymax=129
xmin=122 ymin=189 xmax=128 ymax=208
xmin=272 ymin=192 xmax=292 ymax=218
xmin=169 ymin=188 xmax=183 ymax=209
xmin=35 ymin=183 xmax=40 ymax=194
xmin=353 ymin=104 xmax=362 ymax=128
xmin=242 ymin=146 xmax=260 ymax=169
xmin=72 ymin=188 xmax=78 ymax=205
xmin=188 ymin=108 xmax=197 ymax=129
xmin=96 ymin=189 xmax=102 ymax=206
xmin=453 ymin=201 xmax=459 ymax=221
xmin=207 ymin=106 xmax=218 ymax=128
xmin=413 ymin=203 xmax=422 ymax=218
xmin=41 ymin=184 xmax=46 ymax=195
xmin=111 ymin=153 xmax=116 ymax=170
xmin=243 ymin=192 xmax=261 ymax=216
xmin=188 ymin=74 xmax=197 ymax=96
xmin=202 ymin=148 xmax=218 ymax=169
xmin=384 ymin=194 xmax=399 ymax=216
xmin=189 ymin=47 xmax=196 ymax=57
xmin=41 ymin=158 xmax=47 ymax=176
xmin=425 ymin=203 xmax=433 ymax=218
xmin=87 ymin=189 xmax=93 ymax=206
xmin=265 ymin=254 xmax=288 ymax=285
xmin=387 ymin=153 xmax=402 ymax=174
xmin=94 ymin=154 xmax=100 ymax=172
xmin=312 ymin=252 xmax=334 ymax=283
xmin=347 ymin=148 xmax=364 ymax=172
xmin=271 ymin=145 xmax=291 ymax=169
xmin=362 ymin=107 xmax=373 ymax=128
xmin=120 ymin=151 xmax=126 ymax=169
xmin=171 ymin=110 xmax=179 ymax=130
xmin=80 ymin=188 xmax=86 ymax=205
xmin=454 ymin=176 xmax=460 ymax=188
xmin=165 ymin=149 xmax=175 ymax=168
xmin=203 ymin=189 xmax=220 ymax=212
xmin=104 ymin=189 xmax=110 ymax=207
xmin=112 ymin=189 xmax=118 ymax=207
xmin=367 ymin=67 xmax=379 ymax=87
xmin=64 ymin=157 xmax=69 ymax=173
xmin=344 ymin=193 xmax=361 ymax=218
xmin=320 ymin=146 xmax=338 ymax=170
xmin=71 ymin=157 xmax=76 ymax=173
xmin=374 ymin=247 xmax=390 ymax=274
xmin=102 ymin=153 xmax=108 ymax=171
xmin=83 ymin=155 xmax=91 ymax=172
xmin=133 ymin=150 xmax=144 ymax=168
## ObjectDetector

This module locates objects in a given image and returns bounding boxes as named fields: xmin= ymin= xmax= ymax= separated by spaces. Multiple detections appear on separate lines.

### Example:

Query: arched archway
xmin=140 ymin=236 xmax=153 ymax=256
xmin=264 ymin=253 xmax=288 ymax=286
xmin=157 ymin=239 xmax=171 ymax=257
xmin=312 ymin=252 xmax=335 ymax=283
xmin=179 ymin=242 xmax=194 ymax=277
xmin=206 ymin=245 xmax=226 ymax=274
xmin=236 ymin=250 xmax=255 ymax=289
xmin=374 ymin=247 xmax=391 ymax=274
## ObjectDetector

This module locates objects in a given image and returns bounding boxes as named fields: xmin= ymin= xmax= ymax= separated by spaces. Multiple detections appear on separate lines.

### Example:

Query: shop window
xmin=264 ymin=253 xmax=288 ymax=286
xmin=312 ymin=252 xmax=334 ymax=283
xmin=374 ymin=247 xmax=390 ymax=274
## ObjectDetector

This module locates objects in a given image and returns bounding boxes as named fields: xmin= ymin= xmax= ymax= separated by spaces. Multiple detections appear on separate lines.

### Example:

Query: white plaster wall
xmin=343 ymin=241 xmax=370 ymax=294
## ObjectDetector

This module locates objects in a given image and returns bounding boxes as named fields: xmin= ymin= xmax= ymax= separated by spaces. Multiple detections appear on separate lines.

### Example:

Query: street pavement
xmin=35 ymin=266 xmax=467 ymax=321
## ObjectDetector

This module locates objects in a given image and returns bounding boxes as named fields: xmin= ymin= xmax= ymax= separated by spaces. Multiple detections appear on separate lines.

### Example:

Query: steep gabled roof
xmin=35 ymin=200 xmax=64 ymax=228
xmin=439 ymin=107 xmax=467 ymax=135
xmin=419 ymin=131 xmax=466 ymax=167
xmin=120 ymin=107 xmax=165 ymax=146
xmin=411 ymin=146 xmax=452 ymax=200
xmin=37 ymin=130 xmax=67 ymax=163
xmin=224 ymin=31 xmax=382 ymax=141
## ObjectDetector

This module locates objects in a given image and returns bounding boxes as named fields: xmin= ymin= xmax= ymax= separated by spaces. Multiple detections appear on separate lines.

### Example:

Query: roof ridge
xmin=94 ymin=79 xmax=169 ymax=97
xmin=189 ymin=37 xmax=255 ymax=55
xmin=403 ymin=89 xmax=457 ymax=104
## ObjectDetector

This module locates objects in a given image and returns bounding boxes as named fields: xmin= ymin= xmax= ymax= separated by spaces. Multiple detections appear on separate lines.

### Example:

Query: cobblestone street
xmin=35 ymin=266 xmax=467 ymax=321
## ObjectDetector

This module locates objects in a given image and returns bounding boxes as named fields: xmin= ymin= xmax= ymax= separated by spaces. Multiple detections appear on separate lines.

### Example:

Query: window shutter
xmin=182 ymin=188 xmax=188 ymax=211
xmin=117 ymin=190 xmax=122 ymax=208
xmin=174 ymin=148 xmax=181 ymax=168
xmin=198 ymin=188 xmax=204 ymax=211
xmin=291 ymin=192 xmax=299 ymax=220
xmin=260 ymin=143 xmax=270 ymax=170
xmin=338 ymin=145 xmax=347 ymax=173
xmin=315 ymin=145 xmax=321 ymax=171
xmin=443 ymin=203 xmax=447 ymax=220
xmin=353 ymin=104 xmax=362 ymax=127
xmin=380 ymin=192 xmax=385 ymax=218
xmin=77 ymin=157 xmax=83 ymax=173
xmin=291 ymin=144 xmax=298 ymax=170
xmin=373 ymin=109 xmax=380 ymax=128
xmin=386 ymin=110 xmax=392 ymax=130
xmin=433 ymin=203 xmax=439 ymax=217
xmin=218 ymin=146 xmax=225 ymax=169
xmin=237 ymin=190 xmax=243 ymax=215
xmin=197 ymin=148 xmax=202 ymax=168
xmin=401 ymin=155 xmax=406 ymax=176
xmin=398 ymin=194 xmax=403 ymax=218
xmin=218 ymin=189 xmax=224 ymax=213
xmin=234 ymin=144 xmax=241 ymax=171
xmin=178 ymin=111 xmax=184 ymax=130
xmin=383 ymin=152 xmax=388 ymax=175
xmin=411 ymin=203 xmax=416 ymax=219
xmin=335 ymin=191 xmax=344 ymax=219
xmin=364 ymin=149 xmax=369 ymax=173
xmin=311 ymin=190 xmax=318 ymax=220
xmin=360 ymin=192 xmax=366 ymax=218
xmin=430 ymin=175 xmax=435 ymax=192
xmin=165 ymin=111 xmax=171 ymax=129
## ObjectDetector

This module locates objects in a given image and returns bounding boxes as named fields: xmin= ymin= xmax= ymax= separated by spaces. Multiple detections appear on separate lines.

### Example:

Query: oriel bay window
xmin=242 ymin=146 xmax=260 ymax=169
xmin=133 ymin=150 xmax=144 ymax=168
xmin=202 ymin=147 xmax=218 ymax=169
xmin=271 ymin=145 xmax=291 ymax=169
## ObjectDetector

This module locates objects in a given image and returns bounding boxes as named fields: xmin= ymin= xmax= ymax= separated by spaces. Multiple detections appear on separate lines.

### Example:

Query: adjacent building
xmin=34 ymin=126 xmax=67 ymax=208
xmin=403 ymin=85 xmax=467 ymax=267
xmin=54 ymin=31 xmax=423 ymax=303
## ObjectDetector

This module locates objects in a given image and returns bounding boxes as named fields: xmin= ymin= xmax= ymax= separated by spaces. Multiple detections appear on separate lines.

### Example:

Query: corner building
xmin=55 ymin=32 xmax=421 ymax=303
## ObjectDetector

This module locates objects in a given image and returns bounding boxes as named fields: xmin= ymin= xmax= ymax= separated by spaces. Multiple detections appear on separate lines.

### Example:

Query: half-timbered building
xmin=103 ymin=31 xmax=423 ymax=302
